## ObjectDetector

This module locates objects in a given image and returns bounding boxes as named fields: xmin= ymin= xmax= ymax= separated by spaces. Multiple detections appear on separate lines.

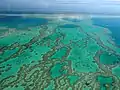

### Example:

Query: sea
xmin=92 ymin=17 xmax=120 ymax=46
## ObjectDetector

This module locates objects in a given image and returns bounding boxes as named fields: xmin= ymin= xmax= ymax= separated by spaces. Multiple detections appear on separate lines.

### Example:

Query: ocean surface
xmin=92 ymin=17 xmax=120 ymax=46
xmin=0 ymin=14 xmax=120 ymax=90
xmin=0 ymin=16 xmax=48 ymax=29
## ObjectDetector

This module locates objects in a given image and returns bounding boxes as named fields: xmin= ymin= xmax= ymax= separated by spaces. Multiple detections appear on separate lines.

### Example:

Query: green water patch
xmin=112 ymin=66 xmax=120 ymax=77
xmin=0 ymin=57 xmax=24 ymax=80
xmin=83 ymin=87 xmax=92 ymax=90
xmin=86 ymin=39 xmax=101 ymax=54
xmin=58 ymin=28 xmax=85 ymax=45
xmin=0 ymin=30 xmax=39 ymax=45
xmin=51 ymin=47 xmax=67 ymax=59
xmin=0 ymin=47 xmax=19 ymax=60
xmin=44 ymin=80 xmax=55 ymax=90
xmin=59 ymin=24 xmax=79 ymax=28
xmin=68 ymin=75 xmax=79 ymax=85
xmin=0 ymin=33 xmax=20 ymax=45
xmin=50 ymin=63 xmax=67 ymax=78
xmin=100 ymin=52 xmax=119 ymax=65
xmin=68 ymin=45 xmax=98 ymax=72
xmin=47 ymin=32 xmax=62 ymax=41
xmin=17 ymin=44 xmax=51 ymax=64
xmin=96 ymin=75 xmax=113 ymax=90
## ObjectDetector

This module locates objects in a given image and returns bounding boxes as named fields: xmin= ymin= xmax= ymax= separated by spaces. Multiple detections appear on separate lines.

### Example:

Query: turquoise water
xmin=0 ymin=15 xmax=120 ymax=90
xmin=92 ymin=18 xmax=120 ymax=45
xmin=59 ymin=24 xmax=79 ymax=28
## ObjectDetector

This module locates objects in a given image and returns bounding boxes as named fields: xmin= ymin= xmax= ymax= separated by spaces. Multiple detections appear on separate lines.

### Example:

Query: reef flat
xmin=0 ymin=14 xmax=120 ymax=90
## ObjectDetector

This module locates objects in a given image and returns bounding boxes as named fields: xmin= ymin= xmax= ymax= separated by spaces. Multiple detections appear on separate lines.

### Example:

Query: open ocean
xmin=92 ymin=17 xmax=120 ymax=46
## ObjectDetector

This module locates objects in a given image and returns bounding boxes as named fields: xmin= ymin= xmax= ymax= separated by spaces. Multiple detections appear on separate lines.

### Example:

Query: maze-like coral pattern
xmin=0 ymin=15 xmax=120 ymax=90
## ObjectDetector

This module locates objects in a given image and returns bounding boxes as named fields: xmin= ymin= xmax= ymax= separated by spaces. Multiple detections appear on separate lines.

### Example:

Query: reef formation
xmin=0 ymin=14 xmax=120 ymax=90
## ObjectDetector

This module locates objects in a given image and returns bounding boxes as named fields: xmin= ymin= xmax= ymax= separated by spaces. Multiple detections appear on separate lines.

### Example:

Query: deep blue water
xmin=0 ymin=16 xmax=48 ymax=29
xmin=92 ymin=18 xmax=120 ymax=45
